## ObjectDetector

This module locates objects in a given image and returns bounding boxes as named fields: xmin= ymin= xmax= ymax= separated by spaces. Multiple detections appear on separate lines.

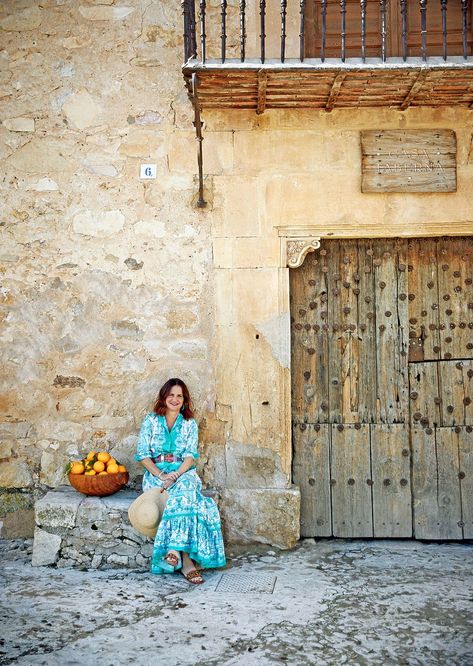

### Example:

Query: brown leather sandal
xmin=164 ymin=552 xmax=180 ymax=568
xmin=181 ymin=569 xmax=204 ymax=585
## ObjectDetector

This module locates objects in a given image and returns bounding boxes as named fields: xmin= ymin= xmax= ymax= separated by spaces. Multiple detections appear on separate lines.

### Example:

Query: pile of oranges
xmin=67 ymin=451 xmax=127 ymax=477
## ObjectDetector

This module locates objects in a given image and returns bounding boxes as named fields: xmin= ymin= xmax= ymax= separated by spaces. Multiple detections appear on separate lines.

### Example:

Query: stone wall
xmin=32 ymin=487 xmax=152 ymax=569
xmin=0 ymin=0 xmax=218 ymax=537
xmin=2 ymin=1 xmax=472 ymax=549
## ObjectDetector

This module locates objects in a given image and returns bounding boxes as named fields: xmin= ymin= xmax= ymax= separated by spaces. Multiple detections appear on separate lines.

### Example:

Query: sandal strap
xmin=164 ymin=553 xmax=179 ymax=566
xmin=185 ymin=569 xmax=203 ymax=583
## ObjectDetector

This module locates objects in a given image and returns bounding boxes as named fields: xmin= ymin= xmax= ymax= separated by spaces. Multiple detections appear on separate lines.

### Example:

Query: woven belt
xmin=154 ymin=454 xmax=182 ymax=463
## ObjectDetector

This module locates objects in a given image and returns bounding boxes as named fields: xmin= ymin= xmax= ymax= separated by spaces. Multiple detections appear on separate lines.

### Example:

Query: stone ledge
xmin=32 ymin=487 xmax=151 ymax=570
xmin=32 ymin=486 xmax=223 ymax=570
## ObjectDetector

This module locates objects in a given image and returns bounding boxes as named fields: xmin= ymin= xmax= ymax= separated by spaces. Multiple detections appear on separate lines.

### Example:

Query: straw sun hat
xmin=128 ymin=488 xmax=169 ymax=539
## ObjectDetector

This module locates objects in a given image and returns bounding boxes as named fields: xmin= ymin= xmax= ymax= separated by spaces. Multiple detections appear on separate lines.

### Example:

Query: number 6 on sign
xmin=140 ymin=164 xmax=157 ymax=179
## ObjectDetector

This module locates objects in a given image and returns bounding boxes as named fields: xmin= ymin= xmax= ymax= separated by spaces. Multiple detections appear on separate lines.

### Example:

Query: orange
xmin=93 ymin=461 xmax=105 ymax=472
xmin=107 ymin=457 xmax=116 ymax=466
xmin=86 ymin=451 xmax=97 ymax=461
xmin=107 ymin=462 xmax=119 ymax=474
xmin=98 ymin=471 xmax=108 ymax=476
xmin=84 ymin=469 xmax=96 ymax=475
xmin=117 ymin=465 xmax=127 ymax=473
xmin=97 ymin=451 xmax=111 ymax=463
xmin=70 ymin=462 xmax=85 ymax=475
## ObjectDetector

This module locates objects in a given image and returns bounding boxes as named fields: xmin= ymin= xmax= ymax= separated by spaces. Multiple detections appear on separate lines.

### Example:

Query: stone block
xmin=118 ymin=523 xmax=148 ymax=545
xmin=232 ymin=268 xmax=279 ymax=322
xmin=169 ymin=340 xmax=207 ymax=360
xmin=31 ymin=527 xmax=62 ymax=566
xmin=25 ymin=177 xmax=59 ymax=191
xmin=0 ymin=6 xmax=42 ymax=31
xmin=101 ymin=541 xmax=138 ymax=557
xmin=224 ymin=441 xmax=288 ymax=489
xmin=168 ymin=131 xmax=233 ymax=174
xmin=34 ymin=420 xmax=85 ymax=442
xmin=215 ymin=323 xmax=288 ymax=449
xmin=78 ymin=6 xmax=135 ymax=21
xmin=7 ymin=138 xmax=72 ymax=174
xmin=220 ymin=487 xmax=300 ymax=550
xmin=136 ymin=553 xmax=149 ymax=568
xmin=0 ymin=440 xmax=13 ymax=458
xmin=213 ymin=270 xmax=233 ymax=326
xmin=35 ymin=488 xmax=82 ymax=529
xmin=265 ymin=173 xmax=380 ymax=228
xmin=107 ymin=554 xmax=129 ymax=567
xmin=0 ymin=508 xmax=35 ymax=538
xmin=0 ymin=461 xmax=33 ymax=488
xmin=91 ymin=554 xmax=104 ymax=569
xmin=101 ymin=489 xmax=138 ymax=513
xmin=255 ymin=311 xmax=291 ymax=370
xmin=107 ymin=444 xmax=142 ymax=486
xmin=76 ymin=496 xmax=110 ymax=528
xmin=40 ymin=450 xmax=69 ymax=487
xmin=213 ymin=238 xmax=280 ymax=270
xmin=2 ymin=117 xmax=35 ymax=132
xmin=72 ymin=209 xmax=125 ymax=237
xmin=212 ymin=176 xmax=261 ymax=238
xmin=0 ymin=489 xmax=35 ymax=517
xmin=119 ymin=130 xmax=164 ymax=158
xmin=0 ymin=422 xmax=30 ymax=439
xmin=234 ymin=130 xmax=359 ymax=173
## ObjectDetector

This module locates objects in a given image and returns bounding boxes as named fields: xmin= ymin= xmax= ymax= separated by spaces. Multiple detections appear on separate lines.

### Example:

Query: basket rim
xmin=68 ymin=471 xmax=129 ymax=496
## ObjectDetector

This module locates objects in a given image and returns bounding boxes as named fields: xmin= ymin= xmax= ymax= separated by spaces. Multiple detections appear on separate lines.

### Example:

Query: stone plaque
xmin=361 ymin=130 xmax=456 ymax=193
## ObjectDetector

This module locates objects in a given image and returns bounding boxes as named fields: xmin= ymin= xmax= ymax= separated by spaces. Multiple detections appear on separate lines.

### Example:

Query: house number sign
xmin=361 ymin=130 xmax=456 ymax=193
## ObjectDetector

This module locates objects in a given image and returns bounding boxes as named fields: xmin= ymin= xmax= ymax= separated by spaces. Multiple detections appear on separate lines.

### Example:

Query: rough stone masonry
xmin=0 ymin=0 xmax=219 ymax=538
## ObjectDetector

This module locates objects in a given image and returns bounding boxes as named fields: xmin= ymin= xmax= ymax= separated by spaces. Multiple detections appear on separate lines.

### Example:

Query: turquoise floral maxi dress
xmin=135 ymin=412 xmax=226 ymax=575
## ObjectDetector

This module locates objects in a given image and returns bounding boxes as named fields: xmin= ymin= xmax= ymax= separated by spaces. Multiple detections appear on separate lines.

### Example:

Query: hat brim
xmin=128 ymin=488 xmax=169 ymax=539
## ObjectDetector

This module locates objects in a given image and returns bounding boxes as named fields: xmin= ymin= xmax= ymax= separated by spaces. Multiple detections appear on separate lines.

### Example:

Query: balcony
xmin=182 ymin=1 xmax=473 ymax=112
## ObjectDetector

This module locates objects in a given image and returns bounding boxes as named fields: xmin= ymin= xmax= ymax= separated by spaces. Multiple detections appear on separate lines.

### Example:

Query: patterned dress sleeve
xmin=181 ymin=418 xmax=200 ymax=460
xmin=135 ymin=413 xmax=154 ymax=461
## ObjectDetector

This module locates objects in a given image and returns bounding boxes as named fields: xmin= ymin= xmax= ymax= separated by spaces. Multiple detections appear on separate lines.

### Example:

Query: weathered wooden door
xmin=291 ymin=237 xmax=473 ymax=540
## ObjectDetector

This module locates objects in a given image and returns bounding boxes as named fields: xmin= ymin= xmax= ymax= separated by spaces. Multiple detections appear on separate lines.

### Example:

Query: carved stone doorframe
xmin=275 ymin=228 xmax=322 ymax=479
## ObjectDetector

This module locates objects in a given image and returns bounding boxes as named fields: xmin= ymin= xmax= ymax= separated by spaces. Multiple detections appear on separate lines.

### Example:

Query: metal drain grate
xmin=214 ymin=573 xmax=277 ymax=594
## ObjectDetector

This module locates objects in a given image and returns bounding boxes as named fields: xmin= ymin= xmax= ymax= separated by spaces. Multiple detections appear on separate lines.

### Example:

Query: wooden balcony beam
xmin=183 ymin=61 xmax=473 ymax=112
xmin=400 ymin=69 xmax=429 ymax=110
xmin=256 ymin=69 xmax=268 ymax=115
xmin=325 ymin=72 xmax=347 ymax=111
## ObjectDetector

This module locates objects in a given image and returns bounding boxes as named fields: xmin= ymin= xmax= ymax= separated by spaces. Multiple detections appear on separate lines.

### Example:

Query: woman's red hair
xmin=153 ymin=378 xmax=194 ymax=419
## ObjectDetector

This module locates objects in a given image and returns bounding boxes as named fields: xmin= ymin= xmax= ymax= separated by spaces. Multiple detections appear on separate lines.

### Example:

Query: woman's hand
xmin=160 ymin=472 xmax=180 ymax=490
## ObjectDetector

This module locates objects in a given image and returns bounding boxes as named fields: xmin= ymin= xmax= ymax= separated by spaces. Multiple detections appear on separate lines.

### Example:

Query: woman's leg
xmin=180 ymin=550 xmax=204 ymax=584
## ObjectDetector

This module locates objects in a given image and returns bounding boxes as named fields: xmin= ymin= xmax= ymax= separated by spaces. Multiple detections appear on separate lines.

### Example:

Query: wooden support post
xmin=326 ymin=71 xmax=347 ymax=112
xmin=256 ymin=69 xmax=268 ymax=115
xmin=400 ymin=69 xmax=428 ymax=110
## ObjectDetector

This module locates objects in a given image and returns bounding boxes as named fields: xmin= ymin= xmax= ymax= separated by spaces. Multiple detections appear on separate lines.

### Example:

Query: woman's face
xmin=165 ymin=385 xmax=184 ymax=414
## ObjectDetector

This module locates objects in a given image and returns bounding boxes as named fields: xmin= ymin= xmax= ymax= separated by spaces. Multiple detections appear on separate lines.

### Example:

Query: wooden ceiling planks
xmin=184 ymin=64 xmax=473 ymax=111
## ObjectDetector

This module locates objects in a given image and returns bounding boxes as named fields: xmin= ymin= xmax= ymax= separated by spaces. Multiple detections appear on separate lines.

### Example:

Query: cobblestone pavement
xmin=1 ymin=538 xmax=472 ymax=665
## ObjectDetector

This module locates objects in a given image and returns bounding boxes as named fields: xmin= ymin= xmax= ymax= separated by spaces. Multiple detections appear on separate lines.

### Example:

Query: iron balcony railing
xmin=182 ymin=0 xmax=471 ymax=65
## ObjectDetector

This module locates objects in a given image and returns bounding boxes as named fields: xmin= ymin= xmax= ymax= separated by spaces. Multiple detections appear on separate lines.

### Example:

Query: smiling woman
xmin=134 ymin=378 xmax=226 ymax=584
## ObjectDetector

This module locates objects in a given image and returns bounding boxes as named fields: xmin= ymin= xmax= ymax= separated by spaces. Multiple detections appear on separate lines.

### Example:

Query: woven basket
xmin=68 ymin=472 xmax=129 ymax=497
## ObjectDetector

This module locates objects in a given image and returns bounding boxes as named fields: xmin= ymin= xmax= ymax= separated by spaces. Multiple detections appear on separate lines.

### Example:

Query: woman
xmin=135 ymin=378 xmax=226 ymax=584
